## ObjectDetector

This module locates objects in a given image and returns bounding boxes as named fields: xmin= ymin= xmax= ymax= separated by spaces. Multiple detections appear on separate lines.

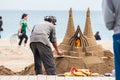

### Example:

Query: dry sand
xmin=96 ymin=40 xmax=113 ymax=53
xmin=0 ymin=39 xmax=34 ymax=72
xmin=0 ymin=39 xmax=113 ymax=75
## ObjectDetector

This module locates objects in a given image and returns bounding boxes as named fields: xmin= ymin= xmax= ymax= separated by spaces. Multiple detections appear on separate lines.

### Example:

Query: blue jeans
xmin=113 ymin=33 xmax=120 ymax=80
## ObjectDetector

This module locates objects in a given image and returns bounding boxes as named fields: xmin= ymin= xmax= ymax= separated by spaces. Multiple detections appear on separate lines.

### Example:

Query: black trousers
xmin=30 ymin=42 xmax=56 ymax=75
xmin=18 ymin=33 xmax=28 ymax=46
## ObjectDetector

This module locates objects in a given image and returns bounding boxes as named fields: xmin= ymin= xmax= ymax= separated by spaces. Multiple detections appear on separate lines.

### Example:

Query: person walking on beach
xmin=103 ymin=0 xmax=120 ymax=80
xmin=18 ymin=13 xmax=31 ymax=48
xmin=0 ymin=16 xmax=3 ymax=39
xmin=94 ymin=31 xmax=101 ymax=40
xmin=30 ymin=16 xmax=63 ymax=75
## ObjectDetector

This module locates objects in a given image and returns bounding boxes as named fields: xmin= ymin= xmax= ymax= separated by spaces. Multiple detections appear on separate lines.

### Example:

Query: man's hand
xmin=57 ymin=50 xmax=64 ymax=56
xmin=52 ymin=42 xmax=64 ymax=56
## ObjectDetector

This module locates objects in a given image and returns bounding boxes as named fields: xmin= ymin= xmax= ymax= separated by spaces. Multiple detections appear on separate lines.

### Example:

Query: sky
xmin=0 ymin=0 xmax=102 ymax=10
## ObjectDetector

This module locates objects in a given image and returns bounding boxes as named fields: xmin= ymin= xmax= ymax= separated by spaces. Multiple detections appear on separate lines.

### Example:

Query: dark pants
xmin=30 ymin=42 xmax=56 ymax=75
xmin=18 ymin=33 xmax=28 ymax=46
xmin=113 ymin=33 xmax=120 ymax=80
xmin=0 ymin=31 xmax=1 ymax=39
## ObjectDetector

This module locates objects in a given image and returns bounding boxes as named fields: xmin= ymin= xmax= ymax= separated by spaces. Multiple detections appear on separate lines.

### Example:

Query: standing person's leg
xmin=30 ymin=42 xmax=42 ymax=75
xmin=18 ymin=36 xmax=24 ymax=47
xmin=24 ymin=34 xmax=28 ymax=47
xmin=37 ymin=42 xmax=56 ymax=75
xmin=113 ymin=33 xmax=120 ymax=80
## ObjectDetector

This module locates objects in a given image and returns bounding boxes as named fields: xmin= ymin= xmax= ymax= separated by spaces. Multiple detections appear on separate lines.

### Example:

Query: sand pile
xmin=0 ymin=64 xmax=47 ymax=75
xmin=55 ymin=56 xmax=113 ymax=75
xmin=17 ymin=64 xmax=35 ymax=75
xmin=0 ymin=65 xmax=16 ymax=75
xmin=0 ymin=64 xmax=35 ymax=75
xmin=84 ymin=57 xmax=114 ymax=74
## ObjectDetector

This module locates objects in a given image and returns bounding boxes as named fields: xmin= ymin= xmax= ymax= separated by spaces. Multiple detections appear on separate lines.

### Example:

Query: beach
xmin=0 ymin=39 xmax=113 ymax=74
xmin=0 ymin=39 xmax=33 ymax=73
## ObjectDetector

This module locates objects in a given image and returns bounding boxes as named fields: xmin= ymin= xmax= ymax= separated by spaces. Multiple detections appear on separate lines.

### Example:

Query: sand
xmin=96 ymin=40 xmax=113 ymax=53
xmin=0 ymin=39 xmax=113 ymax=75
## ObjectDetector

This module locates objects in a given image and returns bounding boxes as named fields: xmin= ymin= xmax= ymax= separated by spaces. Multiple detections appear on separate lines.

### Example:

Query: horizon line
xmin=0 ymin=9 xmax=102 ymax=11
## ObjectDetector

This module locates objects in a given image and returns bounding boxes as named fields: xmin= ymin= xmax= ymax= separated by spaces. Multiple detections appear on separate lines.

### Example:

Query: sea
xmin=0 ymin=10 xmax=114 ymax=41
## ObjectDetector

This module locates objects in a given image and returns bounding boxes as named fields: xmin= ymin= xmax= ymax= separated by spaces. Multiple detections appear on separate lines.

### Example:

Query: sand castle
xmin=0 ymin=8 xmax=114 ymax=75
xmin=55 ymin=8 xmax=114 ymax=74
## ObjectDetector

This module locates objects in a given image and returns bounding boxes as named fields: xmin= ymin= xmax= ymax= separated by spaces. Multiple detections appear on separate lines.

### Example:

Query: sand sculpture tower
xmin=55 ymin=8 xmax=113 ymax=75
xmin=83 ymin=8 xmax=97 ymax=46
xmin=59 ymin=8 xmax=98 ymax=56
xmin=62 ymin=8 xmax=75 ymax=44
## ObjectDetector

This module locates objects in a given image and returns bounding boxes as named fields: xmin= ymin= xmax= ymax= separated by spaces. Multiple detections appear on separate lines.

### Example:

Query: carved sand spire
xmin=62 ymin=8 xmax=75 ymax=44
xmin=83 ymin=8 xmax=97 ymax=46
xmin=69 ymin=25 xmax=89 ymax=48
xmin=83 ymin=8 xmax=94 ymax=38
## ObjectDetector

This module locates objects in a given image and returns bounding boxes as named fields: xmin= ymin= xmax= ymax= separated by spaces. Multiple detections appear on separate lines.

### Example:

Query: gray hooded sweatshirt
xmin=102 ymin=0 xmax=120 ymax=34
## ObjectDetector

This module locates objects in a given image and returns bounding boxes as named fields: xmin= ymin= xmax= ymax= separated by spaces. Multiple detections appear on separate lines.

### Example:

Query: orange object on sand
xmin=70 ymin=67 xmax=92 ymax=76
